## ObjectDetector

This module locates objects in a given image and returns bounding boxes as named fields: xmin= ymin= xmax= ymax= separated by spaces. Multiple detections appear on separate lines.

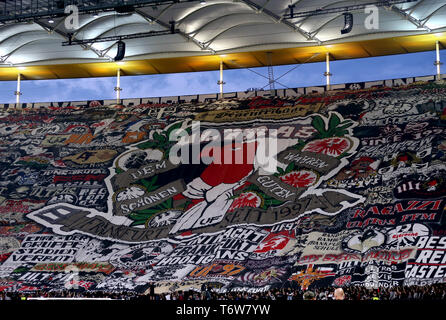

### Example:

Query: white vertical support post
xmin=15 ymin=73 xmax=22 ymax=108
xmin=217 ymin=60 xmax=225 ymax=100
xmin=115 ymin=68 xmax=122 ymax=104
xmin=266 ymin=52 xmax=275 ymax=95
xmin=324 ymin=52 xmax=332 ymax=90
xmin=435 ymin=40 xmax=442 ymax=81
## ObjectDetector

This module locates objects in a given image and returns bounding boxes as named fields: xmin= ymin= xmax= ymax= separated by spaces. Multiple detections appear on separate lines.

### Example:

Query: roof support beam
xmin=293 ymin=0 xmax=350 ymax=26
xmin=144 ymin=3 xmax=177 ymax=25
xmin=135 ymin=8 xmax=214 ymax=53
xmin=408 ymin=0 xmax=427 ymax=15
xmin=0 ymin=30 xmax=46 ymax=46
xmin=419 ymin=3 xmax=446 ymax=28
xmin=187 ymin=12 xmax=261 ymax=38
xmin=282 ymin=0 xmax=418 ymax=19
xmin=257 ymin=0 xmax=274 ymax=13
xmin=0 ymin=0 xmax=195 ymax=24
xmin=34 ymin=20 xmax=112 ymax=60
xmin=202 ymin=21 xmax=277 ymax=49
xmin=307 ymin=14 xmax=344 ymax=40
xmin=177 ymin=3 xmax=236 ymax=26
xmin=0 ymin=38 xmax=50 ymax=64
xmin=71 ymin=13 xmax=118 ymax=38
xmin=389 ymin=3 xmax=432 ymax=32
xmin=238 ymin=0 xmax=320 ymax=43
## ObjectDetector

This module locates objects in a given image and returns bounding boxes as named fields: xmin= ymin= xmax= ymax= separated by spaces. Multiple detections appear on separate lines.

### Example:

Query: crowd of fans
xmin=1 ymin=283 xmax=445 ymax=301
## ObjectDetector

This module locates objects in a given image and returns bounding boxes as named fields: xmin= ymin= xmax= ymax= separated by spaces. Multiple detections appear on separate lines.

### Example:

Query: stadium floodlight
xmin=169 ymin=20 xmax=176 ymax=34
xmin=114 ymin=41 xmax=126 ymax=61
xmin=288 ymin=4 xmax=296 ymax=19
xmin=341 ymin=12 xmax=353 ymax=34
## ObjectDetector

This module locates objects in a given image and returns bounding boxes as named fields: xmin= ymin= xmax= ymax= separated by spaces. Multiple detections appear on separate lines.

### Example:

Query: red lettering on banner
xmin=53 ymin=174 xmax=106 ymax=183
xmin=299 ymin=255 xmax=322 ymax=264
xmin=401 ymin=213 xmax=437 ymax=222
xmin=406 ymin=201 xmax=421 ymax=211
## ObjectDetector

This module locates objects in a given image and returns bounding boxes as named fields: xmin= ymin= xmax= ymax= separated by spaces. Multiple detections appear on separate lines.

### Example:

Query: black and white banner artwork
xmin=1 ymin=80 xmax=446 ymax=293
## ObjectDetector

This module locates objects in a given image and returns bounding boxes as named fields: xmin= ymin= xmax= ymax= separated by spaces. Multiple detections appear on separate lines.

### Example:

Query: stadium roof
xmin=0 ymin=0 xmax=446 ymax=80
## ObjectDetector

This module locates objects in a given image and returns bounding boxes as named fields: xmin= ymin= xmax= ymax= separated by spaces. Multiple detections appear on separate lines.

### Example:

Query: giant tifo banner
xmin=1 ymin=80 xmax=446 ymax=294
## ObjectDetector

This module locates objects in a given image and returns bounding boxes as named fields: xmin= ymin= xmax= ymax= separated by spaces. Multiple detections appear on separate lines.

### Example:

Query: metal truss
xmin=282 ymin=0 xmax=418 ymax=19
xmin=0 ymin=0 xmax=197 ymax=24
xmin=238 ymin=0 xmax=317 ymax=42
xmin=61 ymin=28 xmax=176 ymax=45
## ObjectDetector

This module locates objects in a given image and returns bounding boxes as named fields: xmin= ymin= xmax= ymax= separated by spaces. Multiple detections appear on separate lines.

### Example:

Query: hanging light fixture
xmin=341 ymin=12 xmax=353 ymax=34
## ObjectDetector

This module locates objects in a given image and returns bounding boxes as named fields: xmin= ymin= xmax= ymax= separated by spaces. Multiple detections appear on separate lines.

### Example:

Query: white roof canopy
xmin=0 ymin=0 xmax=445 ymax=67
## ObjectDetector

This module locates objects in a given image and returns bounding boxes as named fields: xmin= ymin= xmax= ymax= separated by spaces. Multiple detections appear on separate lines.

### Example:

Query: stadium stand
xmin=0 ymin=78 xmax=446 ymax=301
